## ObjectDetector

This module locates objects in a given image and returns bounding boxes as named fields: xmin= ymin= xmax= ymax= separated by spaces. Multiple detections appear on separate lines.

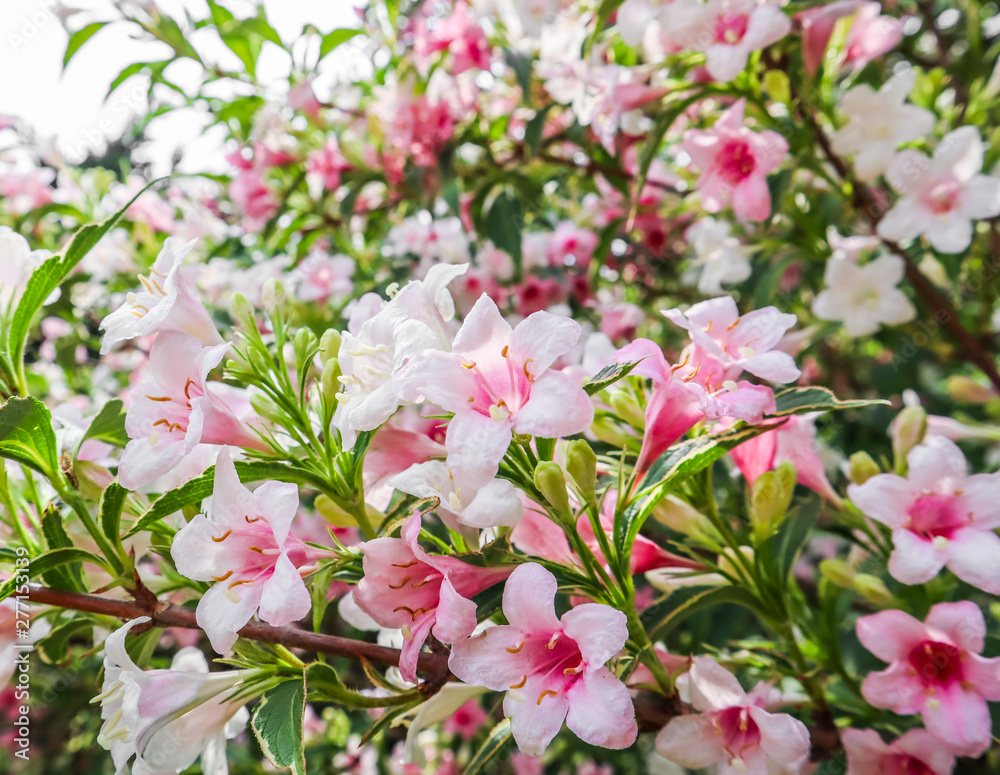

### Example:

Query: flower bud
xmin=819 ymin=558 xmax=856 ymax=588
xmin=319 ymin=329 xmax=342 ymax=364
xmin=262 ymin=278 xmax=286 ymax=317
xmin=651 ymin=495 xmax=712 ymax=540
xmin=534 ymin=461 xmax=571 ymax=517
xmin=848 ymin=451 xmax=881 ymax=485
xmin=590 ymin=416 xmax=627 ymax=446
xmin=315 ymin=494 xmax=358 ymax=528
xmin=609 ymin=390 xmax=645 ymax=428
xmin=563 ymin=440 xmax=597 ymax=503
xmin=853 ymin=574 xmax=894 ymax=607
xmin=293 ymin=327 xmax=318 ymax=368
xmin=75 ymin=461 xmax=115 ymax=501
xmin=762 ymin=70 xmax=790 ymax=105
xmin=947 ymin=376 xmax=996 ymax=404
xmin=750 ymin=462 xmax=796 ymax=543
xmin=321 ymin=358 xmax=341 ymax=404
xmin=891 ymin=405 xmax=926 ymax=474
xmin=250 ymin=392 xmax=284 ymax=424
xmin=229 ymin=291 xmax=255 ymax=328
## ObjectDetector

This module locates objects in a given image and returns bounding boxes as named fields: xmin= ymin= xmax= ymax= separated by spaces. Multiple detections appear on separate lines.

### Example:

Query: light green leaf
xmin=64 ymin=22 xmax=106 ymax=69
xmin=319 ymin=28 xmax=362 ymax=60
xmin=0 ymin=397 xmax=60 ymax=478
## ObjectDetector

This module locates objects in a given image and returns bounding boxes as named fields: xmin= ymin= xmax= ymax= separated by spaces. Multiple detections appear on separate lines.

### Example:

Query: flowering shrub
xmin=2 ymin=0 xmax=1000 ymax=773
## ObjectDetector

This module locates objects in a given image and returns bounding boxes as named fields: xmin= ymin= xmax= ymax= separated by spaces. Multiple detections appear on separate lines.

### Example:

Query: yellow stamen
xmin=510 ymin=675 xmax=528 ymax=689
xmin=506 ymin=642 xmax=524 ymax=654
xmin=388 ymin=578 xmax=411 ymax=590
xmin=212 ymin=530 xmax=233 ymax=543
xmin=536 ymin=689 xmax=559 ymax=705
xmin=212 ymin=571 xmax=234 ymax=582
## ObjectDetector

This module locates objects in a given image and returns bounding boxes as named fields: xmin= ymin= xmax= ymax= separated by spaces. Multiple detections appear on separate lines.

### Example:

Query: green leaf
xmin=319 ymin=28 xmax=363 ymax=60
xmin=770 ymin=386 xmax=887 ymax=417
xmin=484 ymin=190 xmax=524 ymax=273
xmin=758 ymin=500 xmax=818 ymax=594
xmin=524 ymin=104 xmax=554 ymax=157
xmin=0 ymin=397 xmax=60 ymax=478
xmin=252 ymin=679 xmax=306 ymax=775
xmin=105 ymin=60 xmax=170 ymax=99
xmin=504 ymin=49 xmax=532 ymax=103
xmin=41 ymin=505 xmax=85 ymax=591
xmin=64 ymin=22 xmax=106 ymax=69
xmin=583 ymin=360 xmax=642 ymax=395
xmin=100 ymin=483 xmax=128 ymax=546
xmin=305 ymin=663 xmax=418 ymax=709
xmin=464 ymin=718 xmax=513 ymax=775
xmin=641 ymin=586 xmax=769 ymax=641
xmin=38 ymin=617 xmax=95 ymax=664
xmin=0 ymin=548 xmax=111 ymax=602
xmin=124 ymin=461 xmax=331 ymax=537
xmin=80 ymin=399 xmax=128 ymax=449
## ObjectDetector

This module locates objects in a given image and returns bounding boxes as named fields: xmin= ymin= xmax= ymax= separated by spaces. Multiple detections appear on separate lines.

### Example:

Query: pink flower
xmin=847 ymin=436 xmax=1000 ymax=593
xmin=878 ymin=126 xmax=1000 ymax=254
xmin=664 ymin=0 xmax=791 ymax=82
xmin=100 ymin=238 xmax=222 ymax=354
xmin=442 ymin=699 xmax=489 ymax=739
xmin=119 ymin=334 xmax=265 ymax=490
xmin=306 ymin=138 xmax=350 ymax=193
xmin=288 ymin=77 xmax=323 ymax=118
xmin=353 ymin=511 xmax=511 ymax=684
xmin=798 ymin=1 xmax=902 ymax=74
xmin=449 ymin=563 xmax=637 ymax=756
xmin=293 ymin=253 xmax=355 ymax=303
xmin=228 ymin=167 xmax=279 ymax=232
xmin=730 ymin=414 xmax=840 ymax=502
xmin=663 ymin=296 xmax=800 ymax=383
xmin=396 ymin=295 xmax=593 ymax=488
xmin=547 ymin=221 xmax=598 ymax=268
xmin=416 ymin=2 xmax=492 ymax=75
xmin=655 ymin=656 xmax=810 ymax=772
xmin=856 ymin=601 xmax=1000 ymax=757
xmin=681 ymin=98 xmax=789 ymax=222
xmin=841 ymin=727 xmax=956 ymax=775
xmin=0 ymin=168 xmax=55 ymax=214
xmin=170 ymin=448 xmax=313 ymax=654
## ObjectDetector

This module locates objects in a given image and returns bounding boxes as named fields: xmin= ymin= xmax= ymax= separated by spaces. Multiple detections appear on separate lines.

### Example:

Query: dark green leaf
xmin=64 ymin=22 xmax=106 ymax=69
xmin=583 ymin=360 xmax=642 ymax=395
xmin=0 ymin=548 xmax=111 ymax=602
xmin=484 ymin=190 xmax=524 ymax=272
xmin=100 ymin=483 xmax=128 ymax=546
xmin=504 ymin=49 xmax=532 ymax=103
xmin=0 ymin=397 xmax=60 ymax=477
xmin=252 ymin=679 xmax=306 ymax=775
xmin=641 ymin=586 xmax=769 ymax=641
xmin=524 ymin=104 xmax=554 ymax=157
xmin=80 ymin=399 xmax=127 ymax=449
xmin=41 ymin=505 xmax=84 ymax=591
xmin=770 ymin=387 xmax=887 ymax=417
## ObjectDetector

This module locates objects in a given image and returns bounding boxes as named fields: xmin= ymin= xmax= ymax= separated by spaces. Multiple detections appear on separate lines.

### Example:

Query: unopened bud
xmin=750 ymin=462 xmax=796 ymax=543
xmin=315 ymin=494 xmax=358 ymax=528
xmin=293 ymin=327 xmax=318 ymax=365
xmin=250 ymin=392 xmax=284 ymax=424
xmin=534 ymin=461 xmax=571 ymax=517
xmin=652 ymin=495 xmax=713 ymax=540
xmin=853 ymin=574 xmax=894 ymax=607
xmin=75 ymin=461 xmax=114 ymax=501
xmin=321 ymin=358 xmax=341 ymax=403
xmin=319 ymin=329 xmax=342 ymax=364
xmin=819 ymin=559 xmax=857 ymax=588
xmin=947 ymin=376 xmax=996 ymax=404
xmin=563 ymin=440 xmax=597 ymax=503
xmin=609 ymin=390 xmax=645 ymax=428
xmin=590 ymin=416 xmax=627 ymax=446
xmin=229 ymin=291 xmax=254 ymax=327
xmin=848 ymin=452 xmax=881 ymax=485
xmin=762 ymin=70 xmax=790 ymax=105
xmin=891 ymin=405 xmax=926 ymax=474
xmin=262 ymin=278 xmax=286 ymax=316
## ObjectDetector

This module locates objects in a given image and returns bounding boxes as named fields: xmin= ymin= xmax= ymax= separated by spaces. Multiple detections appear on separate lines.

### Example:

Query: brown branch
xmin=25 ymin=583 xmax=451 ymax=679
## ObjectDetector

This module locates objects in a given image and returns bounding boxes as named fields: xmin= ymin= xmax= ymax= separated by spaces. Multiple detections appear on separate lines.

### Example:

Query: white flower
xmin=685 ymin=217 xmax=752 ymax=294
xmin=812 ymin=252 xmax=915 ymax=336
xmin=0 ymin=226 xmax=49 ymax=308
xmin=877 ymin=126 xmax=1000 ymax=253
xmin=830 ymin=70 xmax=936 ymax=182
xmin=95 ymin=617 xmax=250 ymax=775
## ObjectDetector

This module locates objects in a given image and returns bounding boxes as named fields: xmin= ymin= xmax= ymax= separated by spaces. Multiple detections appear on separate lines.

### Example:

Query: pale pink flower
xmin=293 ymin=253 xmax=355 ymax=303
xmin=442 ymin=698 xmax=489 ymax=739
xmin=681 ymin=99 xmax=789 ymax=221
xmin=878 ymin=126 xmax=1000 ymax=253
xmin=841 ymin=727 xmax=955 ymax=775
xmin=353 ymin=511 xmax=511 ymax=684
xmin=119 ymin=334 xmax=265 ymax=490
xmin=0 ymin=599 xmax=16 ymax=688
xmin=449 ymin=563 xmax=637 ymax=756
xmin=0 ymin=226 xmax=49 ymax=308
xmin=100 ymin=237 xmax=222 ymax=354
xmin=112 ymin=176 xmax=177 ymax=234
xmin=416 ymin=2 xmax=492 ymax=75
xmin=306 ymin=138 xmax=349 ymax=194
xmin=0 ymin=168 xmax=55 ymax=214
xmin=363 ymin=415 xmax=447 ymax=509
xmin=95 ymin=616 xmax=250 ymax=775
xmin=847 ymin=436 xmax=1000 ymax=593
xmin=228 ymin=167 xmax=279 ymax=232
xmin=857 ymin=601 xmax=1000 ymax=757
xmin=548 ymin=221 xmax=598 ymax=267
xmin=396 ymin=294 xmax=593 ymax=488
xmin=663 ymin=296 xmax=800 ymax=383
xmin=171 ymin=448 xmax=313 ymax=655
xmin=655 ymin=656 xmax=810 ymax=772
xmin=288 ymin=77 xmax=323 ymax=118
xmin=663 ymin=0 xmax=791 ymax=82
xmin=797 ymin=1 xmax=902 ymax=74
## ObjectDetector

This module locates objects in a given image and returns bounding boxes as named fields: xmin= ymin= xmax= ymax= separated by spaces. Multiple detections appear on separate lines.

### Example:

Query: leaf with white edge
xmin=641 ymin=585 xmax=770 ymax=641
xmin=252 ymin=679 xmax=306 ymax=775
xmin=770 ymin=387 xmax=887 ymax=417
xmin=80 ymin=399 xmax=127 ymax=450
xmin=0 ymin=548 xmax=112 ymax=602
xmin=319 ymin=28 xmax=363 ymax=60
xmin=0 ymin=397 xmax=60 ymax=478
xmin=464 ymin=718 xmax=513 ymax=775
xmin=584 ymin=360 xmax=643 ymax=395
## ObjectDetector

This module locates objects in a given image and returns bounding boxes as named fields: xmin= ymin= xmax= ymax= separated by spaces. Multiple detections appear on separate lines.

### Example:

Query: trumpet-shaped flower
xmin=830 ymin=70 xmax=935 ymax=182
xmin=798 ymin=0 xmax=903 ymax=75
xmin=100 ymin=237 xmax=222 ymax=354
xmin=171 ymin=448 xmax=313 ymax=655
xmin=841 ymin=727 xmax=956 ymax=775
xmin=681 ymin=99 xmax=789 ymax=222
xmin=334 ymin=263 xmax=467 ymax=451
xmin=449 ymin=563 xmax=637 ymax=756
xmin=353 ymin=511 xmax=512 ymax=684
xmin=664 ymin=296 xmax=800 ymax=383
xmin=812 ymin=252 xmax=915 ymax=336
xmin=847 ymin=436 xmax=1000 ymax=593
xmin=119 ymin=333 xmax=265 ymax=490
xmin=878 ymin=126 xmax=1000 ymax=253
xmin=685 ymin=217 xmax=753 ymax=294
xmin=655 ymin=656 xmax=810 ymax=773
xmin=857 ymin=601 xmax=1000 ymax=757
xmin=396 ymin=294 xmax=593 ymax=489
xmin=95 ymin=617 xmax=250 ymax=775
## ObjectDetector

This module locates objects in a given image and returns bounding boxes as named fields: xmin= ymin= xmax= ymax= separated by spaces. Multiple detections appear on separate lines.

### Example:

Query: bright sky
xmin=1 ymin=0 xmax=361 ymax=174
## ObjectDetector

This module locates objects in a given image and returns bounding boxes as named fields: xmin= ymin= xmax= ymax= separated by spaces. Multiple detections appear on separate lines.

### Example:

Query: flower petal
xmin=560 ymin=604 xmax=629 ymax=667
xmin=564 ymin=667 xmax=638 ymax=750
